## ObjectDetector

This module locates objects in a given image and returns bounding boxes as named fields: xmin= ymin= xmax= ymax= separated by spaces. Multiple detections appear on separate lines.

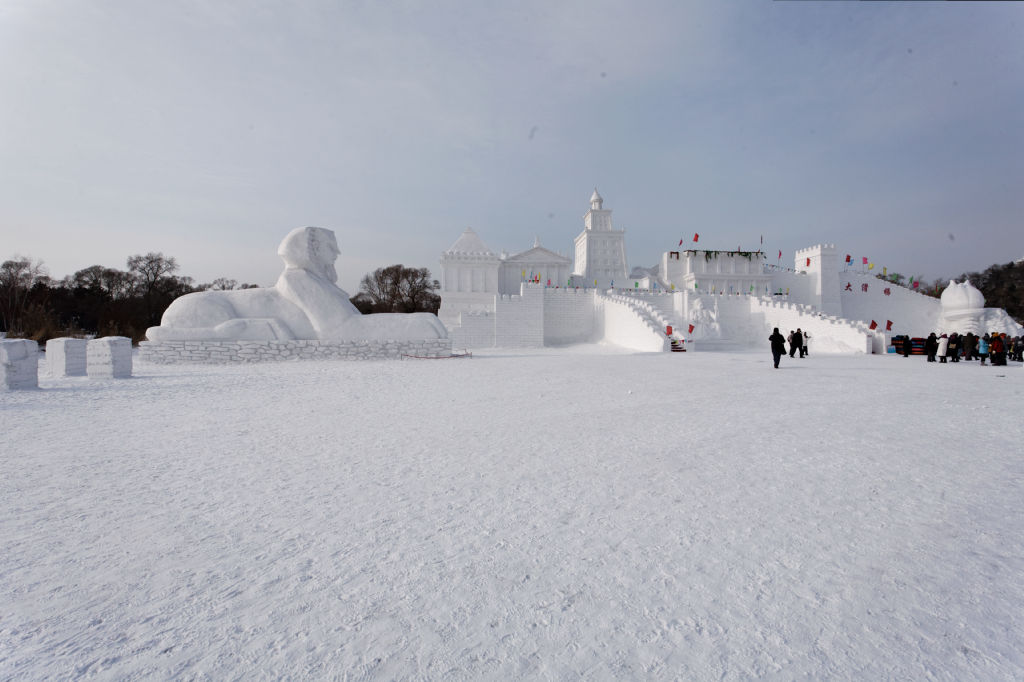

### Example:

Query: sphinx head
xmin=278 ymin=227 xmax=340 ymax=283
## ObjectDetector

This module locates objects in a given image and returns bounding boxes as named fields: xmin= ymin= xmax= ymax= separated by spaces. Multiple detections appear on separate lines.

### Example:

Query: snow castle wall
xmin=448 ymin=311 xmax=496 ymax=349
xmin=139 ymin=339 xmax=453 ymax=363
xmin=543 ymin=288 xmax=598 ymax=344
xmin=838 ymin=271 xmax=940 ymax=336
xmin=748 ymin=298 xmax=874 ymax=354
xmin=493 ymin=283 xmax=544 ymax=348
xmin=1 ymin=339 xmax=39 ymax=389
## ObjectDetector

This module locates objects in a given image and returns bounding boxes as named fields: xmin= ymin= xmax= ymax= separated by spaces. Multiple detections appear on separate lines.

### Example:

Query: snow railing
xmin=750 ymin=297 xmax=876 ymax=353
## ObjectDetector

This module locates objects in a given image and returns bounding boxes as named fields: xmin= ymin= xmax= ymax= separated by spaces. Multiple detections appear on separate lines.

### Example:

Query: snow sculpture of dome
xmin=937 ymin=279 xmax=985 ymax=335
xmin=940 ymin=279 xmax=985 ymax=312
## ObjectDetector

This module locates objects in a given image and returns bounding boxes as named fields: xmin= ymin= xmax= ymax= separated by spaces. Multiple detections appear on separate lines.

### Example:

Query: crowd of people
xmin=767 ymin=327 xmax=810 ymax=368
xmin=768 ymin=328 xmax=1023 ymax=368
xmin=910 ymin=332 xmax=1022 ymax=366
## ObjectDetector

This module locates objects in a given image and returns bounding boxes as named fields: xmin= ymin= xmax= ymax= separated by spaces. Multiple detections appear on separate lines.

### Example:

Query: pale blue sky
xmin=2 ymin=1 xmax=1022 ymax=293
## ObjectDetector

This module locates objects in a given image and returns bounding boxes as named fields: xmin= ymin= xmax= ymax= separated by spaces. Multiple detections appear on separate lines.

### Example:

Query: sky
xmin=2 ymin=0 xmax=1022 ymax=294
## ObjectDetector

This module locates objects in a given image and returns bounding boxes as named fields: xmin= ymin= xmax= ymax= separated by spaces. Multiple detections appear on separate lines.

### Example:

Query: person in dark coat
xmin=789 ymin=328 xmax=803 ymax=358
xmin=769 ymin=327 xmax=787 ymax=368
xmin=948 ymin=333 xmax=960 ymax=362
xmin=925 ymin=332 xmax=938 ymax=362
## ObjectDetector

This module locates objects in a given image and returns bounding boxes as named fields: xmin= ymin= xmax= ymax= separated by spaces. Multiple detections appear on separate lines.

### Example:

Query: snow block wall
xmin=138 ymin=339 xmax=453 ymax=363
xmin=1 ymin=339 xmax=39 ymax=390
xmin=543 ymin=288 xmax=598 ymax=344
xmin=448 ymin=311 xmax=496 ymax=350
xmin=747 ymin=297 xmax=874 ymax=354
xmin=493 ymin=283 xmax=544 ymax=348
xmin=87 ymin=336 xmax=133 ymax=378
xmin=46 ymin=338 xmax=87 ymax=377
xmin=839 ymin=271 xmax=940 ymax=337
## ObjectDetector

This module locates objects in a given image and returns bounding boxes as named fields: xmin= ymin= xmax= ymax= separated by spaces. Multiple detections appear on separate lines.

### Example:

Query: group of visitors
xmin=770 ymin=328 xmax=1023 ymax=368
xmin=786 ymin=329 xmax=809 ymax=358
xmin=919 ymin=332 xmax=1021 ymax=366
xmin=768 ymin=327 xmax=810 ymax=368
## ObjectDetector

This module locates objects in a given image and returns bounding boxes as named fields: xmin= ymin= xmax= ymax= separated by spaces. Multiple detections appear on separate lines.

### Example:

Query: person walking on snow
xmin=978 ymin=334 xmax=990 ymax=365
xmin=790 ymin=329 xmax=803 ymax=358
xmin=770 ymin=328 xmax=787 ymax=369
xmin=801 ymin=330 xmax=810 ymax=358
xmin=937 ymin=334 xmax=949 ymax=363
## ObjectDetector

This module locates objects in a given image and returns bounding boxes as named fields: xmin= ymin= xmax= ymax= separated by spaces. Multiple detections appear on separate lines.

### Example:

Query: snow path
xmin=2 ymin=349 xmax=1023 ymax=679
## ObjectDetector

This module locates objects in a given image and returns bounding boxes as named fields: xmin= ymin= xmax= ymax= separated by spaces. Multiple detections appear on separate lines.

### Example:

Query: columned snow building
xmin=437 ymin=228 xmax=571 ymax=327
xmin=573 ymin=189 xmax=627 ymax=289
xmin=437 ymin=228 xmax=499 ymax=326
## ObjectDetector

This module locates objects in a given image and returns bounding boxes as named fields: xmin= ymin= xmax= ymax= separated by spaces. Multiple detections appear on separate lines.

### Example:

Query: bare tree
xmin=208 ymin=278 xmax=238 ymax=291
xmin=358 ymin=265 xmax=441 ymax=314
xmin=0 ymin=257 xmax=48 ymax=332
xmin=127 ymin=252 xmax=178 ymax=296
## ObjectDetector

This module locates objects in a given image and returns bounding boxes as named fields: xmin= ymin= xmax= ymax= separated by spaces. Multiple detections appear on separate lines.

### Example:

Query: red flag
xmin=913 ymin=281 xmax=919 ymax=289
xmin=885 ymin=320 xmax=893 ymax=331
xmin=688 ymin=324 xmax=695 ymax=334
xmin=778 ymin=250 xmax=782 ymax=259
xmin=845 ymin=254 xmax=851 ymax=263
xmin=805 ymin=257 xmax=811 ymax=267
xmin=693 ymin=233 xmax=699 ymax=242
xmin=869 ymin=320 xmax=878 ymax=330
xmin=678 ymin=239 xmax=683 ymax=246
xmin=862 ymin=257 xmax=868 ymax=265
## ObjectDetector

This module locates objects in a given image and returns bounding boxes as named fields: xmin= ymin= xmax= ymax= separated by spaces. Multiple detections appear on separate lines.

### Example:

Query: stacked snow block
xmin=1 ymin=339 xmax=39 ymax=390
xmin=46 ymin=337 xmax=87 ymax=377
xmin=86 ymin=336 xmax=133 ymax=378
xmin=138 ymin=338 xmax=453 ymax=363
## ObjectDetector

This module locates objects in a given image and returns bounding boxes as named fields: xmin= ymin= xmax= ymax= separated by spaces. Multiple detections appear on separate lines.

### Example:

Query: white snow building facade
xmin=439 ymin=191 xmax=1023 ymax=353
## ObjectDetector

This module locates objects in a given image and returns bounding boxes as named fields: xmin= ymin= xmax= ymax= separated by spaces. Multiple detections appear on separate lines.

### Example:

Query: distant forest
xmin=1 ymin=252 xmax=1019 ymax=344
xmin=0 ymin=254 xmax=440 ymax=343
xmin=956 ymin=261 xmax=1024 ymax=323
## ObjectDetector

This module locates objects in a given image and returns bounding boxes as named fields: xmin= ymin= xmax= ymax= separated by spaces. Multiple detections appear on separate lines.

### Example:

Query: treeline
xmin=957 ymin=260 xmax=1024 ymax=322
xmin=0 ymin=253 xmax=260 ymax=343
xmin=0 ymin=255 xmax=440 ymax=344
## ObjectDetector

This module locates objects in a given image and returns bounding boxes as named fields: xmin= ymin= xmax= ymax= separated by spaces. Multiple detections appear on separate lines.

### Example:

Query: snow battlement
xmin=795 ymin=244 xmax=837 ymax=256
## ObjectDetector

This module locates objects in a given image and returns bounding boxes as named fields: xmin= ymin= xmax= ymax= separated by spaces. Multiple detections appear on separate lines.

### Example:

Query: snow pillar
xmin=46 ymin=337 xmax=87 ymax=377
xmin=87 ymin=336 xmax=133 ymax=378
xmin=1 ymin=339 xmax=39 ymax=390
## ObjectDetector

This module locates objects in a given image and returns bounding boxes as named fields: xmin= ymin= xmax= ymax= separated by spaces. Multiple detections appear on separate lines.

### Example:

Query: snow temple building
xmin=438 ymin=229 xmax=571 ymax=327
xmin=438 ymin=190 xmax=1024 ymax=353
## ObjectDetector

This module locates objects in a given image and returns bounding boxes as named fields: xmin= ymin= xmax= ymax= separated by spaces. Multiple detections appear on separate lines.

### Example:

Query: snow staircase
xmin=602 ymin=292 xmax=683 ymax=352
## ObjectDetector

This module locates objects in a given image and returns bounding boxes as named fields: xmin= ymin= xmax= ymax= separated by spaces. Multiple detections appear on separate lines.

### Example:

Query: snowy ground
xmin=2 ymin=347 xmax=1023 ymax=679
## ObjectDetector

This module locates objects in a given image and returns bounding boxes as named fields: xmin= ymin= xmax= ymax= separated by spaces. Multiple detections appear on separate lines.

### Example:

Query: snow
xmin=3 ymin=347 xmax=1023 ymax=679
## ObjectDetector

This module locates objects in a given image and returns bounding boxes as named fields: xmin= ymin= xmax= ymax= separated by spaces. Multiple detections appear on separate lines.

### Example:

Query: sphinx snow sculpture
xmin=146 ymin=227 xmax=447 ymax=342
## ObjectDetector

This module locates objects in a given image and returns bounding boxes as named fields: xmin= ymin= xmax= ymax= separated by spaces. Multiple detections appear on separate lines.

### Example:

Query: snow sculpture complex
xmin=146 ymin=227 xmax=447 ymax=343
xmin=439 ymin=190 xmax=1023 ymax=353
